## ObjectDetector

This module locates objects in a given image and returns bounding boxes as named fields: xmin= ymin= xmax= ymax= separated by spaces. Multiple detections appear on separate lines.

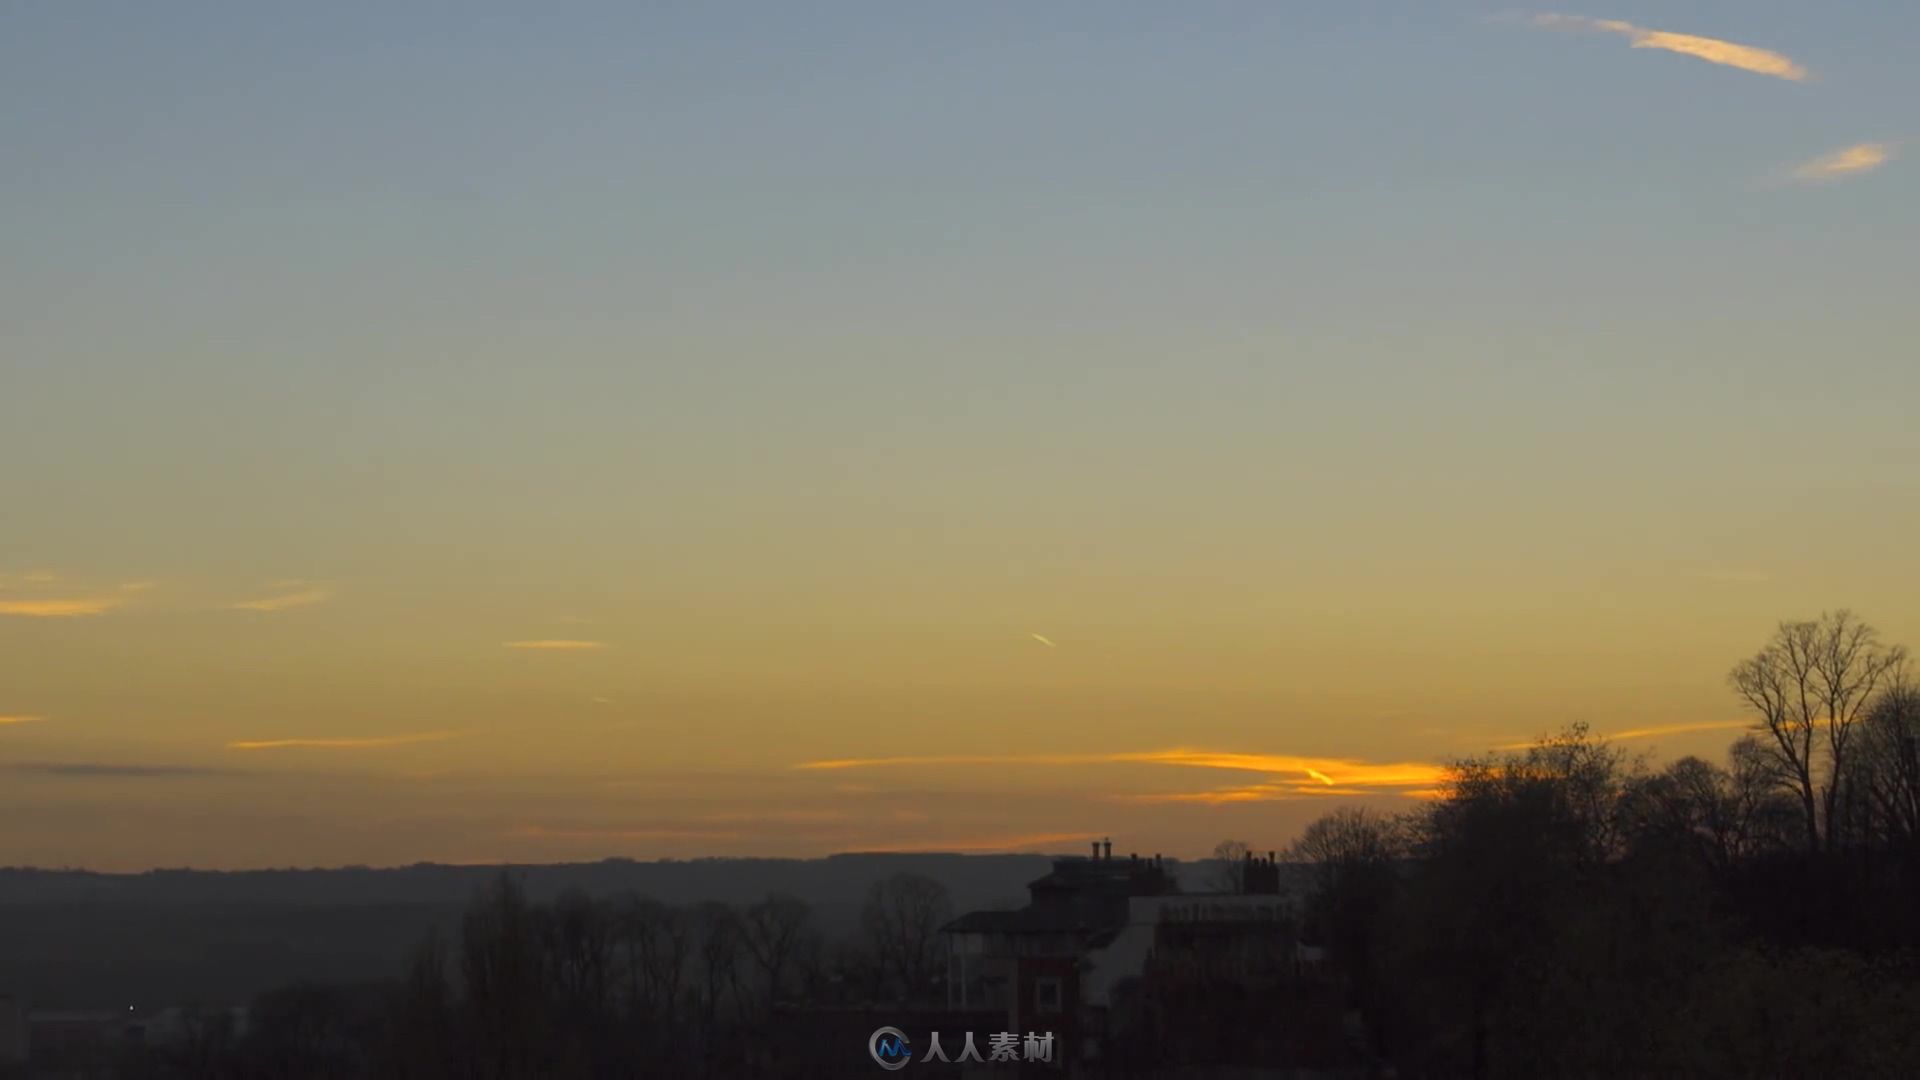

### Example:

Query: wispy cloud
xmin=0 ymin=595 xmax=126 ymax=617
xmin=1523 ymin=14 xmax=1810 ymax=82
xmin=1111 ymin=784 xmax=1382 ymax=805
xmin=1789 ymin=142 xmax=1896 ymax=183
xmin=800 ymin=753 xmax=1110 ymax=771
xmin=798 ymin=748 xmax=1447 ymax=793
xmin=1495 ymin=719 xmax=1751 ymax=750
xmin=4 ymin=761 xmax=239 ymax=778
xmin=1112 ymin=749 xmax=1448 ymax=790
xmin=119 ymin=581 xmax=158 ymax=593
xmin=1607 ymin=720 xmax=1753 ymax=742
xmin=0 ymin=715 xmax=48 ymax=726
xmin=227 ymin=730 xmax=468 ymax=751
xmin=504 ymin=640 xmax=608 ymax=651
xmin=228 ymin=587 xmax=329 ymax=613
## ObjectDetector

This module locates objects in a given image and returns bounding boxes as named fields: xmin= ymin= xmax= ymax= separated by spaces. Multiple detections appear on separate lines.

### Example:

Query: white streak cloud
xmin=1526 ymin=14 xmax=1810 ymax=82
xmin=1790 ymin=142 xmax=1895 ymax=183
xmin=1495 ymin=719 xmax=1751 ymax=750
xmin=798 ymin=748 xmax=1447 ymax=792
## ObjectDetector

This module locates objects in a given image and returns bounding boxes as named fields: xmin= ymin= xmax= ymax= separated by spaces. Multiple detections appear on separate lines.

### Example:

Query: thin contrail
xmin=1031 ymin=633 xmax=1057 ymax=648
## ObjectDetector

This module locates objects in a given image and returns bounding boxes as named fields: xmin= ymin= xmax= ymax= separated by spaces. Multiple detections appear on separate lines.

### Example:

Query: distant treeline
xmin=78 ymin=870 xmax=965 ymax=1079
xmin=0 ymin=855 xmax=1051 ymax=1010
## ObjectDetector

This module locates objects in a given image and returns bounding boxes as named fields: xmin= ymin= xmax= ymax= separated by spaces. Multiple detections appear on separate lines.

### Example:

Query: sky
xmin=3 ymin=2 xmax=1916 ymax=871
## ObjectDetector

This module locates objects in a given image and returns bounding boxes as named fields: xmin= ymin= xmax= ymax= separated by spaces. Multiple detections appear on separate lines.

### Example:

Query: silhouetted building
xmin=943 ymin=841 xmax=1176 ymax=1069
xmin=943 ymin=842 xmax=1333 ymax=1073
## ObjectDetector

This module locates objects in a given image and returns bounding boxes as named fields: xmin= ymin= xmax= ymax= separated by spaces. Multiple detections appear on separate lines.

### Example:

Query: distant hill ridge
xmin=0 ymin=853 xmax=1063 ymax=906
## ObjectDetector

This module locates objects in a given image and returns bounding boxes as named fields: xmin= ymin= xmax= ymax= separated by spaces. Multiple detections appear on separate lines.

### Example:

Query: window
xmin=1035 ymin=975 xmax=1063 ymax=1014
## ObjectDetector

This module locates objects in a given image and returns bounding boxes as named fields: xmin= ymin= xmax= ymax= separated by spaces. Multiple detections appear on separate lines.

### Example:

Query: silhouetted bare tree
xmin=1289 ymin=808 xmax=1404 ymax=873
xmin=544 ymin=888 xmax=613 ymax=1015
xmin=614 ymin=894 xmax=688 ymax=1031
xmin=691 ymin=899 xmax=743 ymax=1071
xmin=1730 ymin=610 xmax=1908 ymax=852
xmin=737 ymin=891 xmax=814 ymax=1010
xmin=460 ymin=873 xmax=546 ymax=1079
xmin=860 ymin=872 xmax=952 ymax=1003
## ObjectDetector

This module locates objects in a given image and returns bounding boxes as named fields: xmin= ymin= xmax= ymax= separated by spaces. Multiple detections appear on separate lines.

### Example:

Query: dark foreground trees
xmin=1296 ymin=713 xmax=1920 ymax=1076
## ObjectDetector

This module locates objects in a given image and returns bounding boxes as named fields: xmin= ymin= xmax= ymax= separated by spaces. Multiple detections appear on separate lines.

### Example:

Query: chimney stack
xmin=1102 ymin=839 xmax=1112 ymax=861
xmin=1268 ymin=850 xmax=1277 ymax=864
xmin=1091 ymin=841 xmax=1101 ymax=860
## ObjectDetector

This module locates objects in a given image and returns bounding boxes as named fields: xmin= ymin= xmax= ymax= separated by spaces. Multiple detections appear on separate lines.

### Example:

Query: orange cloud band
xmin=0 ymin=597 xmax=125 ymax=617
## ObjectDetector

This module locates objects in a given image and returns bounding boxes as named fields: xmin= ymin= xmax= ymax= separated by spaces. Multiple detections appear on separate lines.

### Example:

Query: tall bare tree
xmin=738 ymin=892 xmax=814 ymax=1010
xmin=1729 ymin=610 xmax=1908 ymax=851
xmin=614 ymin=896 xmax=691 ymax=1027
xmin=460 ymin=872 xmax=546 ymax=1079
xmin=544 ymin=888 xmax=614 ymax=1017
xmin=692 ymin=901 xmax=742 ymax=1040
xmin=860 ymin=872 xmax=952 ymax=1003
